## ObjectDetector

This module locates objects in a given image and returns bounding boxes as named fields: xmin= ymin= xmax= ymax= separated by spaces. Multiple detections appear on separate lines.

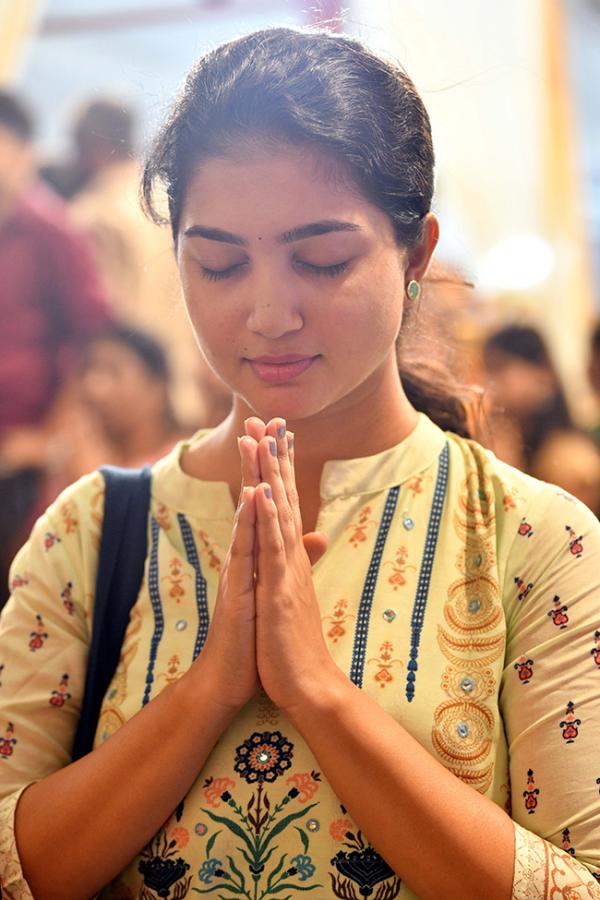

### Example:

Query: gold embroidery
xmin=432 ymin=463 xmax=504 ymax=794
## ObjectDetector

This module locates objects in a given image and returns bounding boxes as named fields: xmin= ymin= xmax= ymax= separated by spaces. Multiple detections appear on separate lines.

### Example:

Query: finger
xmin=244 ymin=417 xmax=267 ymax=442
xmin=228 ymin=486 xmax=257 ymax=592
xmin=257 ymin=435 xmax=297 ymax=545
xmin=238 ymin=435 xmax=260 ymax=487
xmin=302 ymin=531 xmax=328 ymax=567
xmin=255 ymin=482 xmax=286 ymax=581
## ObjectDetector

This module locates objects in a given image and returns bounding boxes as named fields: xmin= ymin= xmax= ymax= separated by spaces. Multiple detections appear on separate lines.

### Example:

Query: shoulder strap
xmin=71 ymin=464 xmax=152 ymax=761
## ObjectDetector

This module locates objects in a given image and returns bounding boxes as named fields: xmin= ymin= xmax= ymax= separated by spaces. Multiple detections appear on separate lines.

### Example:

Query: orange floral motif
xmin=198 ymin=529 xmax=222 ymax=571
xmin=203 ymin=776 xmax=235 ymax=808
xmin=367 ymin=641 xmax=403 ymax=688
xmin=321 ymin=598 xmax=355 ymax=644
xmin=169 ymin=826 xmax=190 ymax=849
xmin=345 ymin=505 xmax=377 ymax=548
xmin=155 ymin=502 xmax=171 ymax=530
xmin=407 ymin=471 xmax=432 ymax=496
xmin=161 ymin=558 xmax=191 ymax=603
xmin=383 ymin=545 xmax=415 ymax=591
xmin=60 ymin=501 xmax=78 ymax=534
xmin=156 ymin=654 xmax=182 ymax=687
xmin=330 ymin=818 xmax=354 ymax=842
xmin=286 ymin=770 xmax=321 ymax=803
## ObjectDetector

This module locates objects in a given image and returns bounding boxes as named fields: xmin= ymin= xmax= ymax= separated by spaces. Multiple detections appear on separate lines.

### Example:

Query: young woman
xmin=1 ymin=28 xmax=598 ymax=900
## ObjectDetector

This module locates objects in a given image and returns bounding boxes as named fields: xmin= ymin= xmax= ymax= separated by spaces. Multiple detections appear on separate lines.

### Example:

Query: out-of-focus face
xmin=177 ymin=145 xmax=409 ymax=424
xmin=80 ymin=339 xmax=166 ymax=439
xmin=0 ymin=125 xmax=33 ymax=207
xmin=484 ymin=349 xmax=557 ymax=418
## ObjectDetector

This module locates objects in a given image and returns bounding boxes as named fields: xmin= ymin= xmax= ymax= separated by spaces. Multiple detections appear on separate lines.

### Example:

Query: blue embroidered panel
xmin=349 ymin=485 xmax=400 ymax=688
xmin=143 ymin=516 xmax=164 ymax=706
xmin=177 ymin=513 xmax=210 ymax=660
xmin=405 ymin=441 xmax=450 ymax=702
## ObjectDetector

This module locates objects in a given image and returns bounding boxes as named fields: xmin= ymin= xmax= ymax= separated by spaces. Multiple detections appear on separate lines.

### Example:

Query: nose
xmin=245 ymin=265 xmax=304 ymax=339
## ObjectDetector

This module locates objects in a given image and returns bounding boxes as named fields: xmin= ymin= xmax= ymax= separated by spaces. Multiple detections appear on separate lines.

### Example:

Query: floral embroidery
xmin=565 ymin=525 xmax=584 ymax=558
xmin=561 ymin=828 xmax=576 ymax=856
xmin=523 ymin=768 xmax=539 ymax=814
xmin=43 ymin=531 xmax=61 ymax=551
xmin=560 ymin=700 xmax=581 ymax=743
xmin=407 ymin=470 xmax=432 ymax=496
xmin=28 ymin=614 xmax=48 ymax=651
xmin=60 ymin=501 xmax=78 ymax=534
xmin=0 ymin=721 xmax=16 ymax=759
xmin=138 ymin=829 xmax=191 ymax=899
xmin=382 ymin=545 xmax=415 ymax=591
xmin=322 ymin=598 xmax=355 ymax=644
xmin=197 ymin=530 xmax=222 ymax=572
xmin=330 ymin=818 xmax=354 ymax=842
xmin=49 ymin=673 xmax=71 ymax=707
xmin=97 ymin=606 xmax=143 ymax=743
xmin=547 ymin=594 xmax=569 ymax=629
xmin=590 ymin=631 xmax=600 ymax=668
xmin=170 ymin=827 xmax=190 ymax=850
xmin=286 ymin=771 xmax=321 ymax=803
xmin=156 ymin=655 xmax=183 ymax=687
xmin=234 ymin=731 xmax=293 ymax=784
xmin=61 ymin=581 xmax=75 ymax=615
xmin=10 ymin=573 xmax=29 ymax=590
xmin=155 ymin=502 xmax=172 ymax=531
xmin=517 ymin=518 xmax=534 ymax=538
xmin=367 ymin=641 xmax=403 ymax=688
xmin=514 ymin=576 xmax=534 ymax=602
xmin=203 ymin=777 xmax=235 ymax=809
xmin=161 ymin=558 xmax=192 ymax=603
xmin=513 ymin=655 xmax=534 ymax=684
xmin=330 ymin=818 xmax=400 ymax=899
xmin=345 ymin=505 xmax=378 ymax=548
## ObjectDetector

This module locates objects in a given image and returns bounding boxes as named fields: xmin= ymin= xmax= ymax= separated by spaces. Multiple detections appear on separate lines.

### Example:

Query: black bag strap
xmin=71 ymin=464 xmax=152 ymax=761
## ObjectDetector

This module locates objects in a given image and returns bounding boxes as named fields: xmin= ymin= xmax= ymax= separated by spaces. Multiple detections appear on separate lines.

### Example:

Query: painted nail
xmin=287 ymin=435 xmax=294 ymax=450
xmin=277 ymin=423 xmax=286 ymax=439
xmin=269 ymin=440 xmax=277 ymax=456
xmin=264 ymin=485 xmax=272 ymax=499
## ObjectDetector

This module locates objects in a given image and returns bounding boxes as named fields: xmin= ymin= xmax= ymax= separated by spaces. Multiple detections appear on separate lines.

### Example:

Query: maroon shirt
xmin=0 ymin=184 xmax=112 ymax=431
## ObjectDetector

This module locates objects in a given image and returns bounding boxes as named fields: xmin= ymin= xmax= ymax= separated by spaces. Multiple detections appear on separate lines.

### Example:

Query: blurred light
xmin=477 ymin=234 xmax=555 ymax=292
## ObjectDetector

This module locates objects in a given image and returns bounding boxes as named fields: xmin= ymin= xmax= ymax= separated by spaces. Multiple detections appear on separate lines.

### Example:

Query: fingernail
xmin=277 ymin=423 xmax=286 ymax=439
xmin=287 ymin=435 xmax=294 ymax=450
xmin=269 ymin=439 xmax=277 ymax=456
xmin=264 ymin=485 xmax=272 ymax=499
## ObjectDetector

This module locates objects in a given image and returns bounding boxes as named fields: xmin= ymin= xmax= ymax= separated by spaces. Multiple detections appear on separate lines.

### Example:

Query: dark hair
xmin=483 ymin=325 xmax=553 ymax=369
xmin=142 ymin=27 xmax=471 ymax=436
xmin=87 ymin=325 xmax=171 ymax=382
xmin=74 ymin=98 xmax=134 ymax=157
xmin=0 ymin=90 xmax=34 ymax=141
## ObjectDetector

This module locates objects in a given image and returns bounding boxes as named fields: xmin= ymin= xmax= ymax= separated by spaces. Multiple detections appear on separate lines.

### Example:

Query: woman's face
xmin=177 ymin=146 xmax=411 ymax=424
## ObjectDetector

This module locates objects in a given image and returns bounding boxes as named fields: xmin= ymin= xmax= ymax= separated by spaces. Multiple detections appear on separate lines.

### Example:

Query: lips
xmin=247 ymin=354 xmax=318 ymax=384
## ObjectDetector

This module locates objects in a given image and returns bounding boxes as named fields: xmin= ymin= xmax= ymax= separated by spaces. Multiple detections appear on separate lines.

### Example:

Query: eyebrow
xmin=182 ymin=219 xmax=361 ymax=247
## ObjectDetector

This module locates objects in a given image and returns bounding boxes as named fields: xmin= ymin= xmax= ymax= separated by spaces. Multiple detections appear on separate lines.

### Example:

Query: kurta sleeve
xmin=0 ymin=472 xmax=104 ymax=897
xmin=500 ymin=487 xmax=600 ymax=898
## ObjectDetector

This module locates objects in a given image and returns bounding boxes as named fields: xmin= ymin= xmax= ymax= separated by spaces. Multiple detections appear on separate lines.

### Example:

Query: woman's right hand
xmin=191 ymin=426 xmax=263 ymax=712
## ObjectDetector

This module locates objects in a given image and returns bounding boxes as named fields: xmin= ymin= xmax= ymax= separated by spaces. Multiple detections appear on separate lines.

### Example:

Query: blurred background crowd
xmin=1 ymin=0 xmax=600 ymax=608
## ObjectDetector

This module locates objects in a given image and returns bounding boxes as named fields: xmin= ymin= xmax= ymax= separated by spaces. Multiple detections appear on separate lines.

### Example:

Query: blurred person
xmin=530 ymin=429 xmax=600 ymax=516
xmin=482 ymin=323 xmax=573 ymax=469
xmin=67 ymin=98 xmax=204 ymax=427
xmin=588 ymin=321 xmax=600 ymax=449
xmin=0 ymin=90 xmax=112 ymax=609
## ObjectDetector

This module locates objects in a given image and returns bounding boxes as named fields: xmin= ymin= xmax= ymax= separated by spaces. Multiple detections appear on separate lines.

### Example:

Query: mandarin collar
xmin=152 ymin=413 xmax=447 ymax=519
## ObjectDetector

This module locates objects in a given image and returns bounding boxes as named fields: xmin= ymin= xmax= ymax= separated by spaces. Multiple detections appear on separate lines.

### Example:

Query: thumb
xmin=302 ymin=531 xmax=328 ymax=567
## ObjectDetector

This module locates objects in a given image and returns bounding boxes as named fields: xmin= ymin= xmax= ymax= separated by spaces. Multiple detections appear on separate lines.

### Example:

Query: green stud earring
xmin=406 ymin=279 xmax=420 ymax=301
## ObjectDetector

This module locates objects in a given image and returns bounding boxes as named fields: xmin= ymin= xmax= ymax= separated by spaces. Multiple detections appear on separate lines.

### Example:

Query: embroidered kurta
xmin=1 ymin=414 xmax=599 ymax=899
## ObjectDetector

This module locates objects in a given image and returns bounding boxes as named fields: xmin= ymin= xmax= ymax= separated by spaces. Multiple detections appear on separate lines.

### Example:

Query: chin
xmin=240 ymin=387 xmax=332 ymax=424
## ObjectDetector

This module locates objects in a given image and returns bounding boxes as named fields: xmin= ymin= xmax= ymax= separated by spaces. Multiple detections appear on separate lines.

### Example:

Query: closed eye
xmin=295 ymin=260 xmax=350 ymax=278
xmin=200 ymin=262 xmax=248 ymax=281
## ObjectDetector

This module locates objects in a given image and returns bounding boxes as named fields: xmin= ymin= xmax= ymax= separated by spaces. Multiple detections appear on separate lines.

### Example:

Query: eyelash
xmin=199 ymin=260 xmax=350 ymax=281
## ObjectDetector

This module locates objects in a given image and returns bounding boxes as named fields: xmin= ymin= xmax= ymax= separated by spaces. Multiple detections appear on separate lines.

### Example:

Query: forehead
xmin=179 ymin=144 xmax=394 ymax=241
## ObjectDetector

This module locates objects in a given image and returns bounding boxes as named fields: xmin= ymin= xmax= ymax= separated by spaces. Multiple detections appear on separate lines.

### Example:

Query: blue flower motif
xmin=198 ymin=858 xmax=223 ymax=884
xmin=234 ymin=730 xmax=294 ymax=784
xmin=291 ymin=854 xmax=316 ymax=881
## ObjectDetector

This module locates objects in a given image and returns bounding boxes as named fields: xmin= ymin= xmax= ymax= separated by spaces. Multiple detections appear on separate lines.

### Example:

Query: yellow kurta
xmin=1 ymin=414 xmax=599 ymax=898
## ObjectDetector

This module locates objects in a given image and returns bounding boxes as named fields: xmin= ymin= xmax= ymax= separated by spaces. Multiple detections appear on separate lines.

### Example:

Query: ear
xmin=404 ymin=213 xmax=439 ymax=284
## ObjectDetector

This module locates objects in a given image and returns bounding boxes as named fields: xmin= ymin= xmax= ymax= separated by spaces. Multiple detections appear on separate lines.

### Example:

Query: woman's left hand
xmin=243 ymin=418 xmax=338 ymax=714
